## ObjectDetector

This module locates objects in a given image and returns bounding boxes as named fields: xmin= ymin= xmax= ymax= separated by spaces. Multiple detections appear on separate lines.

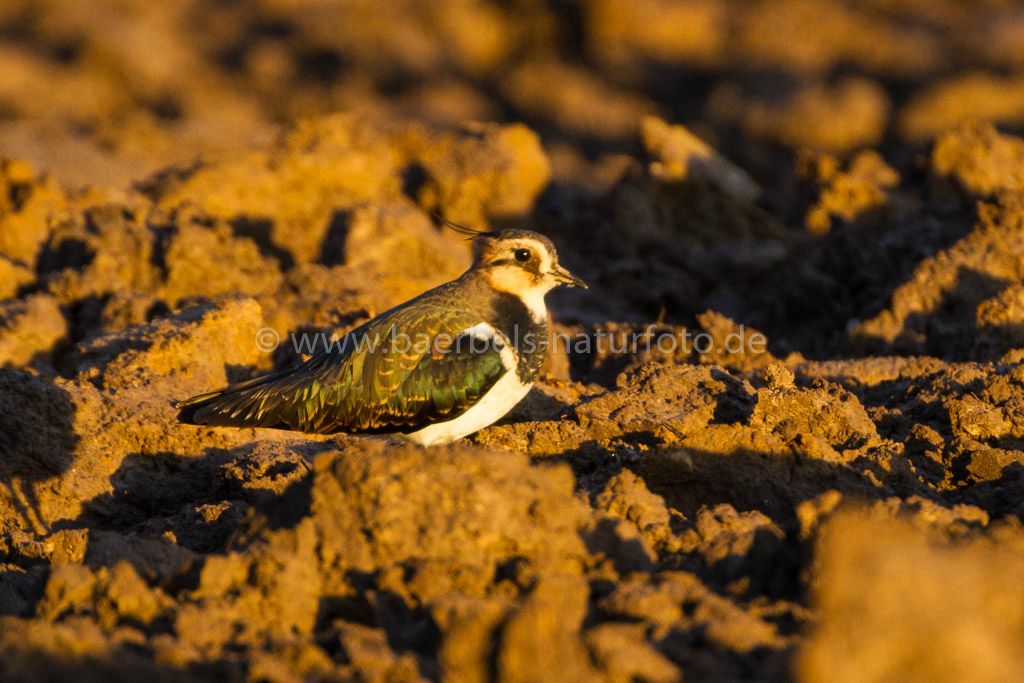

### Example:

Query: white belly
xmin=403 ymin=370 xmax=533 ymax=446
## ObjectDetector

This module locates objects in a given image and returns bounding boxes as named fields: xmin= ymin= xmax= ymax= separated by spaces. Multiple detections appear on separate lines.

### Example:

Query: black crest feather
xmin=433 ymin=212 xmax=489 ymax=240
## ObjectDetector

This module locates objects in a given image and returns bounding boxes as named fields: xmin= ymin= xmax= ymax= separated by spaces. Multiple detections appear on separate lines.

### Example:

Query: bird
xmin=176 ymin=228 xmax=586 ymax=446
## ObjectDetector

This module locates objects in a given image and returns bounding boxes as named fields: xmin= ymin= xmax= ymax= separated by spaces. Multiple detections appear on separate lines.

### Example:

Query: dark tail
xmin=175 ymin=389 xmax=226 ymax=425
xmin=175 ymin=369 xmax=292 ymax=428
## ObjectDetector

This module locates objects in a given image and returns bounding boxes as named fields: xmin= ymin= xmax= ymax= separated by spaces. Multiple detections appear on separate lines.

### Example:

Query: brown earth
xmin=4 ymin=1 xmax=1024 ymax=681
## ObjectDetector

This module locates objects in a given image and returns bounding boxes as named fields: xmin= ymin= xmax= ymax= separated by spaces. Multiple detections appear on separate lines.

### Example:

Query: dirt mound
xmin=800 ymin=507 xmax=1024 ymax=682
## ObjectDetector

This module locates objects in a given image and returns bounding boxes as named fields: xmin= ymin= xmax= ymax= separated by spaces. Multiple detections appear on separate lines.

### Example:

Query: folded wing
xmin=176 ymin=311 xmax=512 ymax=434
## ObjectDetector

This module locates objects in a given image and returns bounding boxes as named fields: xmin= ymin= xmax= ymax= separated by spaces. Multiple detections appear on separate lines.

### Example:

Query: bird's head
xmin=471 ymin=229 xmax=587 ymax=297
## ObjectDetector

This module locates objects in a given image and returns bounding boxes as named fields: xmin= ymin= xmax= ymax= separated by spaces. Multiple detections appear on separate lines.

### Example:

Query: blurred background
xmin=3 ymin=0 xmax=1024 ymax=190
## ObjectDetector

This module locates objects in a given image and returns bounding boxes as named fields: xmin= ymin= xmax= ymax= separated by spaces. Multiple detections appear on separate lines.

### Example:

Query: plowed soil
xmin=3 ymin=1 xmax=1024 ymax=681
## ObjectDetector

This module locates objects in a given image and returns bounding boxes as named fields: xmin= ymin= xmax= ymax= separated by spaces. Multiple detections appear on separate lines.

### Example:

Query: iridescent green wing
xmin=310 ymin=313 xmax=511 ymax=432
xmin=177 ymin=300 xmax=509 ymax=434
xmin=371 ymin=322 xmax=511 ymax=431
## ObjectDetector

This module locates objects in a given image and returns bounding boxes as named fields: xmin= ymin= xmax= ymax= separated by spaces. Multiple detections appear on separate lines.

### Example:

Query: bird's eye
xmin=514 ymin=248 xmax=531 ymax=262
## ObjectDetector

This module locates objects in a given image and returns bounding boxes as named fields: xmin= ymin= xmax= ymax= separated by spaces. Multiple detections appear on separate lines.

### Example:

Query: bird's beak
xmin=552 ymin=264 xmax=588 ymax=289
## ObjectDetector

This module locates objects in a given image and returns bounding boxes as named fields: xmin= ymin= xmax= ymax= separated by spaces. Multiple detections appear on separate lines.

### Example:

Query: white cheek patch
xmin=488 ymin=266 xmax=535 ymax=294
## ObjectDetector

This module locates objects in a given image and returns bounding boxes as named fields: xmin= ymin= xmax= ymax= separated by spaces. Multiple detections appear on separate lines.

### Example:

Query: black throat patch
xmin=491 ymin=291 xmax=549 ymax=383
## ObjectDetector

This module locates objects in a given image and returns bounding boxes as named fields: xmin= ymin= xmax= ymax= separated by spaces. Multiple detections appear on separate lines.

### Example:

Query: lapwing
xmin=176 ymin=228 xmax=586 ymax=445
